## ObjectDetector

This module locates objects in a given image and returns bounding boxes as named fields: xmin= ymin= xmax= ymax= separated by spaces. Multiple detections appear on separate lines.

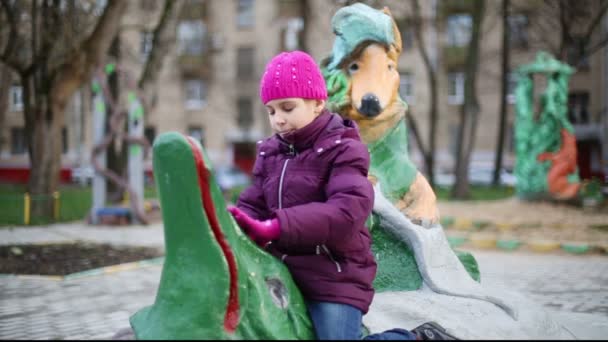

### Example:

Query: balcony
xmin=439 ymin=0 xmax=475 ymax=17
xmin=177 ymin=53 xmax=212 ymax=79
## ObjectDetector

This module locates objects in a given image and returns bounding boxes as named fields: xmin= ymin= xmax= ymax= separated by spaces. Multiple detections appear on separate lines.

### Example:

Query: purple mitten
xmin=227 ymin=206 xmax=281 ymax=246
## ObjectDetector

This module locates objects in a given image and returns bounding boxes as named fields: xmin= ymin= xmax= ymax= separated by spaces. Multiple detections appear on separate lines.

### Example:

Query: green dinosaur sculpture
xmin=514 ymin=52 xmax=581 ymax=200
xmin=322 ymin=3 xmax=480 ymax=293
xmin=129 ymin=132 xmax=314 ymax=339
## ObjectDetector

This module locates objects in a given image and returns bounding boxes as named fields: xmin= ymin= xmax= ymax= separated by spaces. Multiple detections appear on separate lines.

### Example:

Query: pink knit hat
xmin=260 ymin=51 xmax=328 ymax=104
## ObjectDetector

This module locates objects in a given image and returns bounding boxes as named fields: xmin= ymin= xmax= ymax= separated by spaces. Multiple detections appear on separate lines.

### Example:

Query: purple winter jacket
xmin=236 ymin=110 xmax=377 ymax=313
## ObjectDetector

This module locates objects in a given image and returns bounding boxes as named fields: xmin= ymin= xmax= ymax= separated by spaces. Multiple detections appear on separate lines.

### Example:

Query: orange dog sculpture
xmin=323 ymin=7 xmax=438 ymax=226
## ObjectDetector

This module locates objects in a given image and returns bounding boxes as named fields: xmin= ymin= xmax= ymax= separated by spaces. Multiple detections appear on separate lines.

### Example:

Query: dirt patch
xmin=0 ymin=243 xmax=164 ymax=276
xmin=438 ymin=197 xmax=608 ymax=245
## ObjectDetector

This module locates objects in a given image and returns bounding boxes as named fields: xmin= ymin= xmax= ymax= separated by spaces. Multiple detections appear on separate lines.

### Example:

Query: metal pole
xmin=91 ymin=81 xmax=107 ymax=224
xmin=24 ymin=193 xmax=30 ymax=225
xmin=128 ymin=92 xmax=145 ymax=224
xmin=53 ymin=191 xmax=60 ymax=221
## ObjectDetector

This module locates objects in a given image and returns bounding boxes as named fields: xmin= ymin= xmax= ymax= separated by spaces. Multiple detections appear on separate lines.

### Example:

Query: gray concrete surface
xmin=1 ymin=223 xmax=607 ymax=339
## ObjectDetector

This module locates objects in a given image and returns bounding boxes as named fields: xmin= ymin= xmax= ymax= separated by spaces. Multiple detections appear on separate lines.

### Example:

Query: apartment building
xmin=1 ymin=0 xmax=606 ymax=181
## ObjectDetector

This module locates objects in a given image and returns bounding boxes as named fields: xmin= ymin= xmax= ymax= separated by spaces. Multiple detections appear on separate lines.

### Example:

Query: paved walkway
xmin=1 ymin=223 xmax=607 ymax=339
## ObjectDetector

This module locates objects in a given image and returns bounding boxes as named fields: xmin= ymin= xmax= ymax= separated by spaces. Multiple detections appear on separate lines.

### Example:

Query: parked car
xmin=71 ymin=166 xmax=95 ymax=186
xmin=434 ymin=166 xmax=516 ymax=187
xmin=215 ymin=166 xmax=251 ymax=192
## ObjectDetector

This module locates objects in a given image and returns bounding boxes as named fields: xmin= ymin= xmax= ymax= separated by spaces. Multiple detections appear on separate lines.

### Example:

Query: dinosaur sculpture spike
xmin=128 ymin=132 xmax=314 ymax=339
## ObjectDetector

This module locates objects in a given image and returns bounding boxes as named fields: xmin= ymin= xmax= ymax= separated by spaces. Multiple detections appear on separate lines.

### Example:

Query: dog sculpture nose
xmin=359 ymin=93 xmax=382 ymax=117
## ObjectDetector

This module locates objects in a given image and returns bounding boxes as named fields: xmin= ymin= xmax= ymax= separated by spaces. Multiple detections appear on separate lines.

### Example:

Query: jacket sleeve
xmin=236 ymin=153 xmax=269 ymax=221
xmin=273 ymin=140 xmax=374 ymax=250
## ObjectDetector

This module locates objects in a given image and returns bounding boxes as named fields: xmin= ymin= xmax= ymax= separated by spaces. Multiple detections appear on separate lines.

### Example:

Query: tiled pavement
xmin=1 ymin=223 xmax=607 ymax=339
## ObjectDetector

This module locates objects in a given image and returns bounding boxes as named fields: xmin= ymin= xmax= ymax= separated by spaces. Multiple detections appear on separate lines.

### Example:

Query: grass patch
xmin=434 ymin=185 xmax=515 ymax=201
xmin=0 ymin=183 xmax=158 ymax=227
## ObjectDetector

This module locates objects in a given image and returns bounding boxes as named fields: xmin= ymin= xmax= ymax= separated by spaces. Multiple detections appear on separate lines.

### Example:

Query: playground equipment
xmin=90 ymin=63 xmax=151 ymax=225
xmin=320 ymin=3 xmax=573 ymax=339
xmin=119 ymin=4 xmax=580 ymax=340
xmin=514 ymin=52 xmax=581 ymax=200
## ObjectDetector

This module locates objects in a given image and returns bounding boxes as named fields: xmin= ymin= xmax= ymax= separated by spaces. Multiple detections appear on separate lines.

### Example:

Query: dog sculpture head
xmin=322 ymin=3 xmax=405 ymax=143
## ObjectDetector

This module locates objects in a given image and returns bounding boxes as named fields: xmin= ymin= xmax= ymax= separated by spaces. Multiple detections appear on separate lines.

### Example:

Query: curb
xmin=0 ymin=257 xmax=164 ymax=281
xmin=443 ymin=216 xmax=607 ymax=256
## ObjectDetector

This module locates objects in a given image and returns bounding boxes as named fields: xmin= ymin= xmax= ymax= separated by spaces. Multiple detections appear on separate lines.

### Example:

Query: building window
xmin=144 ymin=126 xmax=157 ymax=145
xmin=508 ymin=13 xmax=528 ymax=49
xmin=62 ymin=127 xmax=68 ymax=154
xmin=140 ymin=30 xmax=154 ymax=61
xmin=184 ymin=79 xmax=207 ymax=110
xmin=188 ymin=126 xmax=205 ymax=147
xmin=237 ymin=0 xmax=254 ymax=29
xmin=281 ymin=17 xmax=304 ymax=51
xmin=177 ymin=20 xmax=206 ymax=56
xmin=506 ymin=72 xmax=518 ymax=104
xmin=237 ymin=97 xmax=253 ymax=130
xmin=237 ymin=47 xmax=255 ymax=80
xmin=399 ymin=72 xmax=415 ymax=104
xmin=568 ymin=91 xmax=590 ymax=124
xmin=446 ymin=14 xmax=472 ymax=47
xmin=447 ymin=72 xmax=465 ymax=105
xmin=10 ymin=85 xmax=23 ymax=112
xmin=10 ymin=127 xmax=26 ymax=155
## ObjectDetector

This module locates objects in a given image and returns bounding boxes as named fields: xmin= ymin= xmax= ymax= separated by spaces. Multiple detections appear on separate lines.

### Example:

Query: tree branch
xmin=583 ymin=0 xmax=608 ymax=41
xmin=0 ymin=0 xmax=24 ymax=72
xmin=138 ymin=0 xmax=183 ymax=111
xmin=50 ymin=0 xmax=128 ymax=104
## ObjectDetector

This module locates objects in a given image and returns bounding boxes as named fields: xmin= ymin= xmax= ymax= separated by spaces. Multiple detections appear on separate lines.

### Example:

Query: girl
xmin=228 ymin=50 xmax=454 ymax=341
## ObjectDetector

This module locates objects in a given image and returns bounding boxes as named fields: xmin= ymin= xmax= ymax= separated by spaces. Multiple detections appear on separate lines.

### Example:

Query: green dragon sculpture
xmin=128 ymin=132 xmax=314 ymax=339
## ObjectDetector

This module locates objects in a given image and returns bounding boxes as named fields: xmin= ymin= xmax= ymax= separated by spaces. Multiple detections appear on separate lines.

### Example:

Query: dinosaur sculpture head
xmin=322 ymin=3 xmax=405 ymax=143
xmin=129 ymin=132 xmax=314 ymax=339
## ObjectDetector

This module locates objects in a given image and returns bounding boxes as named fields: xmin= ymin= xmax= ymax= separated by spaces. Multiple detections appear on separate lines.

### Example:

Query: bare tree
xmin=104 ymin=0 xmax=183 ymax=203
xmin=521 ymin=0 xmax=608 ymax=67
xmin=492 ymin=0 xmax=510 ymax=186
xmin=0 ymin=0 xmax=128 ymax=218
xmin=452 ymin=0 xmax=486 ymax=199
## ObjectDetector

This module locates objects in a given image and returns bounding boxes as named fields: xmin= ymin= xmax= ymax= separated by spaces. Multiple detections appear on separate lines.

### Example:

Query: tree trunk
xmin=493 ymin=0 xmax=510 ymax=186
xmin=405 ymin=113 xmax=428 ymax=162
xmin=452 ymin=0 xmax=485 ymax=199
xmin=411 ymin=0 xmax=438 ymax=188
xmin=106 ymin=36 xmax=127 ymax=203
xmin=0 ymin=64 xmax=11 ymax=153
xmin=22 ymin=72 xmax=62 ymax=218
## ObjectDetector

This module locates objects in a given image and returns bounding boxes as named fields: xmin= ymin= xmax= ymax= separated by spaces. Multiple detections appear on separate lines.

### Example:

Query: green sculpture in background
xmin=514 ymin=52 xmax=581 ymax=200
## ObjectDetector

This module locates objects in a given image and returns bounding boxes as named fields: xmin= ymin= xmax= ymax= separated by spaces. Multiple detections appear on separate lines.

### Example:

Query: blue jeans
xmin=306 ymin=300 xmax=418 ymax=340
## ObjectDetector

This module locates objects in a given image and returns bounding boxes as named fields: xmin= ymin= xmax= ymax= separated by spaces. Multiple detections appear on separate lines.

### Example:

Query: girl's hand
xmin=227 ymin=206 xmax=281 ymax=246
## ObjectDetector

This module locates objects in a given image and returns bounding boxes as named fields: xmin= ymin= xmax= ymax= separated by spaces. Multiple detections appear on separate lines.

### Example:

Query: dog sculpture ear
xmin=382 ymin=6 xmax=402 ymax=56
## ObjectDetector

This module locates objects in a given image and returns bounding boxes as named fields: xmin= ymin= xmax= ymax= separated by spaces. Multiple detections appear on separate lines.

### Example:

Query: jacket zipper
xmin=278 ymin=158 xmax=290 ymax=209
xmin=318 ymin=244 xmax=342 ymax=273
xmin=276 ymin=144 xmax=294 ymax=262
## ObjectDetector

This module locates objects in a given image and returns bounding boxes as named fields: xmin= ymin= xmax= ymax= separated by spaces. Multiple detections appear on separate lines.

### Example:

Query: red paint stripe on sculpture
xmin=186 ymin=136 xmax=240 ymax=333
